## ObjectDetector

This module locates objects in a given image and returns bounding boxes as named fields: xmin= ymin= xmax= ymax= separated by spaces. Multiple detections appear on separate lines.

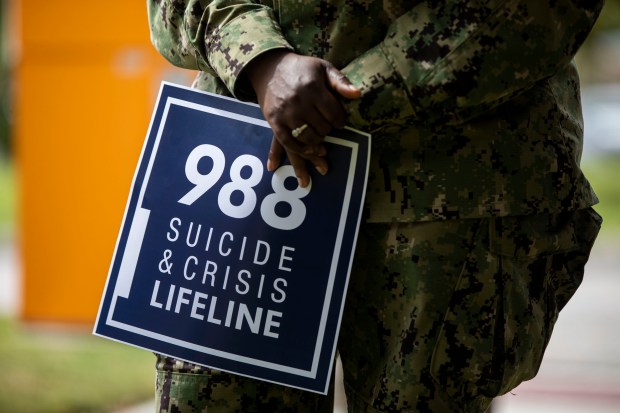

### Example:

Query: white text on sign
xmin=178 ymin=144 xmax=311 ymax=230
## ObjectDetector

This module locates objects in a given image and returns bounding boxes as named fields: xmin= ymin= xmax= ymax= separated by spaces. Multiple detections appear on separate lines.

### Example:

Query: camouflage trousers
xmin=155 ymin=207 xmax=601 ymax=413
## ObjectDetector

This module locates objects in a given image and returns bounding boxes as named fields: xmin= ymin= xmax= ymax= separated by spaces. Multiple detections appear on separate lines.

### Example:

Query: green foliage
xmin=582 ymin=156 xmax=620 ymax=238
xmin=0 ymin=159 xmax=14 ymax=237
xmin=0 ymin=165 xmax=154 ymax=413
xmin=593 ymin=0 xmax=620 ymax=32
xmin=0 ymin=317 xmax=154 ymax=413
xmin=0 ymin=2 xmax=10 ymax=157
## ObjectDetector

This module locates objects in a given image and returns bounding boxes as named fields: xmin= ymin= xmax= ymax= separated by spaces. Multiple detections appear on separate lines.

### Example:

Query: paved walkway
xmin=2 ymin=237 xmax=619 ymax=412
xmin=0 ymin=237 xmax=19 ymax=316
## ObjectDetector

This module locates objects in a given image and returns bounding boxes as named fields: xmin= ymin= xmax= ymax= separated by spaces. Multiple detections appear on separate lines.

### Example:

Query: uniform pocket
xmin=430 ymin=208 xmax=601 ymax=399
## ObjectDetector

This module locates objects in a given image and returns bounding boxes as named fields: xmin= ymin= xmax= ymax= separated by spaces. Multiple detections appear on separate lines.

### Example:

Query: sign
xmin=94 ymin=82 xmax=370 ymax=394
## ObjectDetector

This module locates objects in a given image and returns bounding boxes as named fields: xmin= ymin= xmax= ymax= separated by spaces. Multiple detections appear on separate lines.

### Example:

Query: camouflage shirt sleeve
xmin=342 ymin=0 xmax=604 ymax=131
xmin=147 ymin=0 xmax=293 ymax=99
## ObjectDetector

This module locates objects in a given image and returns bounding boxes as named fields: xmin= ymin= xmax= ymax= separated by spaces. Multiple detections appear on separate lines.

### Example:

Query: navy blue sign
xmin=94 ymin=82 xmax=370 ymax=394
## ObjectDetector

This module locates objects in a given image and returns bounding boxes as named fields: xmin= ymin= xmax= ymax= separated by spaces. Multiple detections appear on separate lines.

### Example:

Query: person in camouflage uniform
xmin=146 ymin=1 xmax=604 ymax=412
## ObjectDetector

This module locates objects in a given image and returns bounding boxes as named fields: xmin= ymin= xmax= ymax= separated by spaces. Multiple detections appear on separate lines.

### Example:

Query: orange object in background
xmin=13 ymin=1 xmax=194 ymax=323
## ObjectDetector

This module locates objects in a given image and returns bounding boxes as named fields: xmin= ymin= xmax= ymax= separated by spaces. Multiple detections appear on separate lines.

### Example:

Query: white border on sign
xmin=104 ymin=95 xmax=360 ymax=380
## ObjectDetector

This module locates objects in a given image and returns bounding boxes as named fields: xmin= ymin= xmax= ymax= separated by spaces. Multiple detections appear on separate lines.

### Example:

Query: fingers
xmin=257 ymin=54 xmax=358 ymax=147
xmin=325 ymin=63 xmax=361 ymax=100
xmin=292 ymin=111 xmax=337 ymax=147
xmin=286 ymin=149 xmax=328 ymax=188
xmin=288 ymin=91 xmax=350 ymax=147
xmin=267 ymin=137 xmax=284 ymax=172
xmin=295 ymin=63 xmax=360 ymax=145
xmin=272 ymin=122 xmax=322 ymax=157
xmin=268 ymin=136 xmax=327 ymax=188
xmin=287 ymin=151 xmax=310 ymax=188
xmin=251 ymin=54 xmax=359 ymax=187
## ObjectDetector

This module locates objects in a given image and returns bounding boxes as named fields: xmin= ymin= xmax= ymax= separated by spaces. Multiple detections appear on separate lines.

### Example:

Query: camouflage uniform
xmin=147 ymin=1 xmax=603 ymax=412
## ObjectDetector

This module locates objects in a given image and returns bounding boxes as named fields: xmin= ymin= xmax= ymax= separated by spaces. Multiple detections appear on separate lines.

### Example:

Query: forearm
xmin=342 ymin=0 xmax=604 ymax=130
xmin=147 ymin=0 xmax=293 ymax=98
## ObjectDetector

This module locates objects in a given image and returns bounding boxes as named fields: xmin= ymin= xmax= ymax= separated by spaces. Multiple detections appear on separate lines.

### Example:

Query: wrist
xmin=244 ymin=49 xmax=293 ymax=93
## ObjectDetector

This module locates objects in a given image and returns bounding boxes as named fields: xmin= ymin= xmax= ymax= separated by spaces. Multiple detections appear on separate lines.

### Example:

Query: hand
xmin=244 ymin=50 xmax=361 ymax=187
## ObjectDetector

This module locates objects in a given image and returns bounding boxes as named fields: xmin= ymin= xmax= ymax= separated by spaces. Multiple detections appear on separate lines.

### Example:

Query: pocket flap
xmin=489 ymin=212 xmax=580 ymax=258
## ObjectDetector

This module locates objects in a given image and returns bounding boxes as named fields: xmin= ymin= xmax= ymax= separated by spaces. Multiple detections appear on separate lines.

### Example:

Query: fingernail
xmin=316 ymin=165 xmax=327 ymax=175
xmin=304 ymin=147 xmax=315 ymax=155
xmin=267 ymin=159 xmax=275 ymax=172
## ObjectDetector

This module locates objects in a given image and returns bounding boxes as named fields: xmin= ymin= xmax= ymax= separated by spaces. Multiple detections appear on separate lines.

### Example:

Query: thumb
xmin=325 ymin=64 xmax=361 ymax=100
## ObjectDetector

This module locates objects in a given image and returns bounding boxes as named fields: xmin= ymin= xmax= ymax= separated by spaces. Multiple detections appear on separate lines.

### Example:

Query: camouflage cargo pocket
xmin=430 ymin=208 xmax=601 ymax=400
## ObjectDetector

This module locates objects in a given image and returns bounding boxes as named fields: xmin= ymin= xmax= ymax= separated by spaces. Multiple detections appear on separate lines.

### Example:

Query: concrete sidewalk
xmin=2 ymin=237 xmax=619 ymax=413
xmin=0 ymin=237 xmax=19 ymax=316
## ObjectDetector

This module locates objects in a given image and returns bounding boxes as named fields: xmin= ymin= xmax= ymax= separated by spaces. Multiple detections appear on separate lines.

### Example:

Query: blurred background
xmin=0 ymin=1 xmax=618 ymax=412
